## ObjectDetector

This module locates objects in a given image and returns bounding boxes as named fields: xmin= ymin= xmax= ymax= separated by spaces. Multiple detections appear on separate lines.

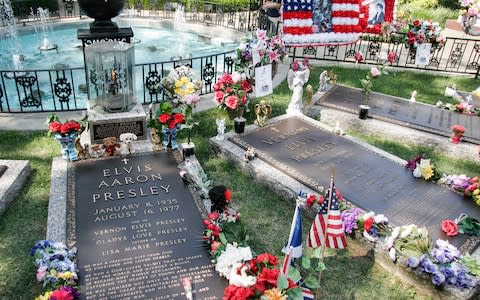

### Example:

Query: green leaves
xmin=221 ymin=220 xmax=248 ymax=245
xmin=457 ymin=217 xmax=480 ymax=237
xmin=461 ymin=254 xmax=480 ymax=276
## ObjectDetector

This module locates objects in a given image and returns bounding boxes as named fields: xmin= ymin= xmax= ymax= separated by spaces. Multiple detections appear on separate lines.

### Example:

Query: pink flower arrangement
xmin=213 ymin=72 xmax=252 ymax=113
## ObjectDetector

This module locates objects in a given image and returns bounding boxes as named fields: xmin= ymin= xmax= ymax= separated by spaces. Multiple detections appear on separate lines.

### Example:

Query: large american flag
xmin=282 ymin=0 xmax=361 ymax=45
xmin=308 ymin=183 xmax=347 ymax=248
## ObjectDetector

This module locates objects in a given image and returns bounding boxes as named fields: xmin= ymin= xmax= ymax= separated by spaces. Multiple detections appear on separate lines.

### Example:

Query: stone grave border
xmin=0 ymin=160 xmax=31 ymax=218
xmin=209 ymin=113 xmax=479 ymax=299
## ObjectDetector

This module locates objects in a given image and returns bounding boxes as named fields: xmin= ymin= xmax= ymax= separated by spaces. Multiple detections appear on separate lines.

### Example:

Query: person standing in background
xmin=263 ymin=0 xmax=282 ymax=35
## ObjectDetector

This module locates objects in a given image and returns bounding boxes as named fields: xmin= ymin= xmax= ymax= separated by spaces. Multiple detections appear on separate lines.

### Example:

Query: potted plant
xmin=213 ymin=72 xmax=253 ymax=134
xmin=46 ymin=114 xmax=86 ymax=161
xmin=147 ymin=102 xmax=185 ymax=150
xmin=359 ymin=59 xmax=388 ymax=119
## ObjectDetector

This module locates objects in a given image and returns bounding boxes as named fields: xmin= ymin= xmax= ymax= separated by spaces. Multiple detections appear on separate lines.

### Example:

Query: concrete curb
xmin=0 ymin=160 xmax=31 ymax=218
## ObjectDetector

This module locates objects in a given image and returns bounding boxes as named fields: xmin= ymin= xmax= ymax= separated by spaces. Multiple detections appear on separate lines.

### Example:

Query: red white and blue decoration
xmin=308 ymin=183 xmax=347 ymax=248
xmin=282 ymin=0 xmax=361 ymax=45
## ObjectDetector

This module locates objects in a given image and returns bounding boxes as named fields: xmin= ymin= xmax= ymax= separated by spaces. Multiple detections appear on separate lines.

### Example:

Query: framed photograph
xmin=360 ymin=0 xmax=395 ymax=33
xmin=255 ymin=64 xmax=273 ymax=98
xmin=415 ymin=43 xmax=432 ymax=66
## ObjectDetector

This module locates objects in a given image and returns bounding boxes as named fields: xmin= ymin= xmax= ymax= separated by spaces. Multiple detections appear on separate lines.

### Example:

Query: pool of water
xmin=0 ymin=18 xmax=238 ymax=70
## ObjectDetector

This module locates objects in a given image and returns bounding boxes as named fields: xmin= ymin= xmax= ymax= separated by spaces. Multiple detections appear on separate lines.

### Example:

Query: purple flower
xmin=456 ymin=272 xmax=474 ymax=289
xmin=407 ymin=257 xmax=420 ymax=268
xmin=421 ymin=257 xmax=438 ymax=274
xmin=341 ymin=208 xmax=363 ymax=234
xmin=432 ymin=272 xmax=446 ymax=286
xmin=432 ymin=248 xmax=447 ymax=264
xmin=405 ymin=154 xmax=424 ymax=171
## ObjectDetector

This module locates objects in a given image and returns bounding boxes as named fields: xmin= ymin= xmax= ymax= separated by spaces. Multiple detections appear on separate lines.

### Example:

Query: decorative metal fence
xmin=0 ymin=52 xmax=235 ymax=113
xmin=289 ymin=34 xmax=480 ymax=77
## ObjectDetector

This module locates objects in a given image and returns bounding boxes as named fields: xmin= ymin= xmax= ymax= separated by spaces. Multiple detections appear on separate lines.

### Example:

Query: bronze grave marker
xmin=319 ymin=85 xmax=480 ymax=144
xmin=230 ymin=117 xmax=480 ymax=248
xmin=72 ymin=152 xmax=225 ymax=299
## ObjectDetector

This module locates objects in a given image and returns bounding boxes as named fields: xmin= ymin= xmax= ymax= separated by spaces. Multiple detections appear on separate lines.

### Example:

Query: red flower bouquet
xmin=47 ymin=119 xmax=81 ymax=137
xmin=214 ymin=72 xmax=252 ymax=118
xmin=158 ymin=112 xmax=185 ymax=129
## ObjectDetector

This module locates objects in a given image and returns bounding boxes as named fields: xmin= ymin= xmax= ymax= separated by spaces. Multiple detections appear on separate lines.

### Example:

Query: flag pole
xmin=316 ymin=165 xmax=335 ymax=296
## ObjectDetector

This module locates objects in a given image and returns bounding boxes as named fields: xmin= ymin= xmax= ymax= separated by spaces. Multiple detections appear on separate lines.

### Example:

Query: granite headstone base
xmin=87 ymin=102 xmax=147 ymax=144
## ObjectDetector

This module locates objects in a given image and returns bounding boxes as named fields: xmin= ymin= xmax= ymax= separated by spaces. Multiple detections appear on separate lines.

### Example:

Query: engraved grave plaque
xmin=72 ymin=152 xmax=226 ymax=299
xmin=319 ymin=85 xmax=480 ymax=144
xmin=230 ymin=117 xmax=480 ymax=248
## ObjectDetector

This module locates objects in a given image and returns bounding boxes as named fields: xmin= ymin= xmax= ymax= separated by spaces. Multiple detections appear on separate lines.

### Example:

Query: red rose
xmin=224 ymin=189 xmax=232 ymax=202
xmin=208 ymin=212 xmax=220 ymax=220
xmin=256 ymin=268 xmax=280 ymax=289
xmin=364 ymin=217 xmax=374 ymax=231
xmin=413 ymin=20 xmax=421 ymax=27
xmin=60 ymin=123 xmax=70 ymax=134
xmin=241 ymin=80 xmax=252 ymax=92
xmin=66 ymin=121 xmax=81 ymax=132
xmin=225 ymin=95 xmax=239 ymax=110
xmin=159 ymin=113 xmax=171 ymax=124
xmin=306 ymin=194 xmax=317 ymax=207
xmin=214 ymin=91 xmax=225 ymax=104
xmin=223 ymin=285 xmax=254 ymax=300
xmin=441 ymin=220 xmax=458 ymax=236
xmin=240 ymin=95 xmax=248 ymax=105
xmin=255 ymin=253 xmax=277 ymax=267
xmin=407 ymin=37 xmax=416 ymax=45
xmin=222 ymin=73 xmax=233 ymax=85
xmin=213 ymin=83 xmax=222 ymax=91
xmin=203 ymin=219 xmax=212 ymax=226
xmin=167 ymin=119 xmax=176 ymax=129
xmin=317 ymin=195 xmax=324 ymax=205
xmin=173 ymin=113 xmax=185 ymax=125
xmin=49 ymin=121 xmax=61 ymax=133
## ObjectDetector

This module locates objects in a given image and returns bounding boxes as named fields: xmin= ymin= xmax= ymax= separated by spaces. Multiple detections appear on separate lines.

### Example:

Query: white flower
xmin=374 ymin=214 xmax=388 ymax=224
xmin=389 ymin=248 xmax=396 ymax=261
xmin=229 ymin=263 xmax=257 ymax=287
xmin=413 ymin=165 xmax=422 ymax=178
xmin=390 ymin=227 xmax=400 ymax=240
xmin=385 ymin=236 xmax=394 ymax=249
xmin=232 ymin=72 xmax=242 ymax=83
xmin=400 ymin=224 xmax=416 ymax=238
xmin=215 ymin=244 xmax=253 ymax=279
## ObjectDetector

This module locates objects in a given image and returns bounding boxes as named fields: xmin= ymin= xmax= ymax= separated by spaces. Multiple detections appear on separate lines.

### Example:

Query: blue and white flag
xmin=282 ymin=202 xmax=303 ymax=258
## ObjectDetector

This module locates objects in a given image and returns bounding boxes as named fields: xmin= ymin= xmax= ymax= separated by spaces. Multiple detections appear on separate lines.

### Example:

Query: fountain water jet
xmin=0 ymin=0 xmax=27 ymax=77
xmin=170 ymin=4 xmax=190 ymax=61
xmin=36 ymin=7 xmax=58 ymax=51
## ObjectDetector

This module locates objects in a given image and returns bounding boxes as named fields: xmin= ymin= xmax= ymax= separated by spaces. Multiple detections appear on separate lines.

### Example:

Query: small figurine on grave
xmin=254 ymin=100 xmax=272 ymax=127
xmin=75 ymin=138 xmax=90 ymax=160
xmin=333 ymin=121 xmax=344 ymax=136
xmin=208 ymin=185 xmax=232 ymax=212
xmin=286 ymin=63 xmax=310 ymax=115
xmin=410 ymin=90 xmax=417 ymax=102
xmin=319 ymin=70 xmax=328 ymax=92
xmin=243 ymin=147 xmax=256 ymax=162
xmin=304 ymin=84 xmax=314 ymax=112
xmin=215 ymin=119 xmax=225 ymax=141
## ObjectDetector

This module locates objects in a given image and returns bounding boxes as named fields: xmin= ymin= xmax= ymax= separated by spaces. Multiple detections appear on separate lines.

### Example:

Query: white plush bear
xmin=119 ymin=132 xmax=138 ymax=155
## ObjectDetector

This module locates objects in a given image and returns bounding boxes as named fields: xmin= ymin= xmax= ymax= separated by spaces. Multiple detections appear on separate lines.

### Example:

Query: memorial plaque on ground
xmin=73 ymin=152 xmax=225 ymax=299
xmin=319 ymin=85 xmax=480 ymax=144
xmin=230 ymin=116 xmax=480 ymax=248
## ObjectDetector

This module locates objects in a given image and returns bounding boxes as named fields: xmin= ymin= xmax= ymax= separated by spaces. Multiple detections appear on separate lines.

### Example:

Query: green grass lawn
xmin=0 ymin=66 xmax=478 ymax=299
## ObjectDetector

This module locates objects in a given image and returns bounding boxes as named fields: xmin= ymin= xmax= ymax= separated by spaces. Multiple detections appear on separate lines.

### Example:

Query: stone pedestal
xmin=87 ymin=102 xmax=147 ymax=144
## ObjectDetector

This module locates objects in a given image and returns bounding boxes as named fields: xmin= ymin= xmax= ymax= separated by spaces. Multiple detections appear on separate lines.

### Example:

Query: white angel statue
xmin=286 ymin=67 xmax=310 ymax=115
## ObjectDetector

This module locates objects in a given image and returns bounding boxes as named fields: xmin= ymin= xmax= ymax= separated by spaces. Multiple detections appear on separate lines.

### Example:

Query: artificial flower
xmin=223 ymin=284 xmax=255 ymax=300
xmin=263 ymin=288 xmax=287 ymax=300
xmin=441 ymin=219 xmax=458 ymax=236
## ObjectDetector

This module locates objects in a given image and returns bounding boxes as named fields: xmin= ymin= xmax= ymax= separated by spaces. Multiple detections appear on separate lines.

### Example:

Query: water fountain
xmin=36 ymin=7 xmax=58 ymax=51
xmin=0 ymin=0 xmax=27 ymax=78
xmin=171 ymin=4 xmax=190 ymax=61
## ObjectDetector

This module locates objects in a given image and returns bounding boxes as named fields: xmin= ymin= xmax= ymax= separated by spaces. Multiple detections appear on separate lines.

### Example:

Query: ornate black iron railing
xmin=0 ymin=51 xmax=235 ymax=113
xmin=289 ymin=34 xmax=480 ymax=76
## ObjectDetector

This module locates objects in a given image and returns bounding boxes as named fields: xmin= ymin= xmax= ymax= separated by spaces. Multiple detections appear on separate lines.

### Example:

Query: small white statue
xmin=286 ymin=68 xmax=310 ymax=115
xmin=444 ymin=86 xmax=457 ymax=97
xmin=215 ymin=119 xmax=225 ymax=141
xmin=319 ymin=70 xmax=328 ymax=92
xmin=410 ymin=90 xmax=417 ymax=102
xmin=332 ymin=121 xmax=344 ymax=136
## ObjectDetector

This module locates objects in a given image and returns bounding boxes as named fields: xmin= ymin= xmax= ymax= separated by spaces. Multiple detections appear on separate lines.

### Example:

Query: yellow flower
xmin=175 ymin=76 xmax=195 ymax=97
xmin=58 ymin=271 xmax=75 ymax=280
xmin=421 ymin=165 xmax=434 ymax=180
xmin=263 ymin=288 xmax=287 ymax=300
xmin=35 ymin=291 xmax=52 ymax=300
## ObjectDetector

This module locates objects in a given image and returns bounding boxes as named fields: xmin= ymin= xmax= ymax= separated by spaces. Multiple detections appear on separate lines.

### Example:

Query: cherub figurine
xmin=215 ymin=119 xmax=225 ymax=141
xmin=286 ymin=67 xmax=310 ymax=115
xmin=254 ymin=100 xmax=272 ymax=127
xmin=410 ymin=90 xmax=417 ymax=102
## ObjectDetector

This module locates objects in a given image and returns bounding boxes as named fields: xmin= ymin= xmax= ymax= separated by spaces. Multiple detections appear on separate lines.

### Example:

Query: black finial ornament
xmin=78 ymin=0 xmax=126 ymax=33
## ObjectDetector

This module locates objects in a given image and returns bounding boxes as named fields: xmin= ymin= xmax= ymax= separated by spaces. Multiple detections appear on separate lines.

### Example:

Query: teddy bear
xmin=102 ymin=137 xmax=120 ymax=157
xmin=119 ymin=132 xmax=138 ymax=155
